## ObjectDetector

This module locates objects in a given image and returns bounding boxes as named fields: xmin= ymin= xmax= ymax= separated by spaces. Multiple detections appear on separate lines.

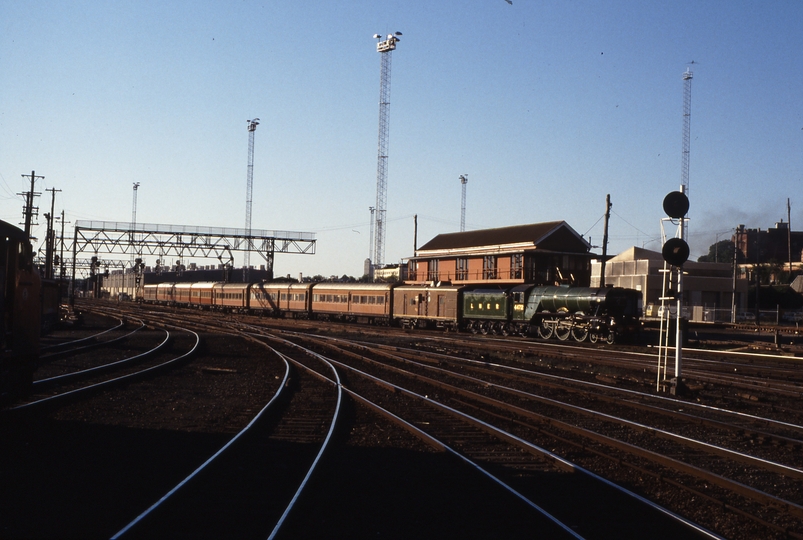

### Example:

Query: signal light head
xmin=663 ymin=191 xmax=689 ymax=219
xmin=662 ymin=237 xmax=690 ymax=267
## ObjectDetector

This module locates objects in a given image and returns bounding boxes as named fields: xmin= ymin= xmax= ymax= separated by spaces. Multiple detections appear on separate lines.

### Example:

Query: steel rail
xmin=111 ymin=342 xmax=291 ymax=539
xmin=265 ymin=343 xmax=343 ymax=540
xmin=356 ymin=337 xmax=803 ymax=436
xmin=318 ymin=334 xmax=803 ymax=472
xmin=294 ymin=333 xmax=803 ymax=521
xmin=344 ymin=387 xmax=585 ymax=539
xmin=292 ymin=338 xmax=724 ymax=540
xmin=39 ymin=316 xmax=126 ymax=351
xmin=309 ymin=334 xmax=803 ymax=484
xmin=38 ymin=320 xmax=143 ymax=362
xmin=11 ymin=327 xmax=200 ymax=411
xmin=251 ymin=331 xmax=586 ymax=540
xmin=33 ymin=328 xmax=170 ymax=387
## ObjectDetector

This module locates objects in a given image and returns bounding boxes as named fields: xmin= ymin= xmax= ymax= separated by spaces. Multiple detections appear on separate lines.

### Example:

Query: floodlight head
xmin=373 ymin=34 xmax=381 ymax=39
xmin=395 ymin=32 xmax=402 ymax=36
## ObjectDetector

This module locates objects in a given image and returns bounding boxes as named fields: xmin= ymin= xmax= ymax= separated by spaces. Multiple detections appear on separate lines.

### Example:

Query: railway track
xmin=111 ymin=344 xmax=343 ymax=539
xmin=24 ymin=300 xmax=803 ymax=539
xmin=239 ymin=325 xmax=721 ymax=539
xmin=13 ymin=321 xmax=198 ymax=411
xmin=254 ymin=325 xmax=803 ymax=539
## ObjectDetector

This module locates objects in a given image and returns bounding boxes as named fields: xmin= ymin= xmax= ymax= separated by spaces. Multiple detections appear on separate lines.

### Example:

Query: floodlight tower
xmin=372 ymin=31 xmax=402 ymax=269
xmin=244 ymin=118 xmax=260 ymax=282
xmin=459 ymin=174 xmax=468 ymax=232
xmin=680 ymin=67 xmax=693 ymax=237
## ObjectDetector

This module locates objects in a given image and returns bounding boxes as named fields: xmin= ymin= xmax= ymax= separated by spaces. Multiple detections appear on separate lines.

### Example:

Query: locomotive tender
xmin=142 ymin=280 xmax=641 ymax=343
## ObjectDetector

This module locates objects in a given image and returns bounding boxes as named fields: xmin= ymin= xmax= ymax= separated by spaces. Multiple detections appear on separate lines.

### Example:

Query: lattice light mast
xmin=372 ymin=32 xmax=401 ymax=269
xmin=244 ymin=118 xmax=260 ymax=282
xmin=680 ymin=67 xmax=693 ymax=236
xmin=459 ymin=174 xmax=468 ymax=232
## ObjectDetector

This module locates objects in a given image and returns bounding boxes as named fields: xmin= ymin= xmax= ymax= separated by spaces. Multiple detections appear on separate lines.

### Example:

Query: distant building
xmin=734 ymin=222 xmax=803 ymax=264
xmin=374 ymin=264 xmax=406 ymax=282
xmin=406 ymin=221 xmax=593 ymax=286
xmin=592 ymin=247 xmax=748 ymax=322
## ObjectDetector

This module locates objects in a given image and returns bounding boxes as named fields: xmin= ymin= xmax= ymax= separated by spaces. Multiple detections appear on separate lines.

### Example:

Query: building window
xmin=483 ymin=255 xmax=497 ymax=279
xmin=428 ymin=259 xmax=439 ymax=281
xmin=457 ymin=258 xmax=468 ymax=280
xmin=511 ymin=254 xmax=523 ymax=279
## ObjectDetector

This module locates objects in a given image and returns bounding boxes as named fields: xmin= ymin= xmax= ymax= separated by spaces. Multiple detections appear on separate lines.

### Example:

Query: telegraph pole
xmin=45 ymin=187 xmax=61 ymax=279
xmin=600 ymin=194 xmax=612 ymax=287
xmin=59 ymin=210 xmax=68 ymax=282
xmin=19 ymin=170 xmax=44 ymax=239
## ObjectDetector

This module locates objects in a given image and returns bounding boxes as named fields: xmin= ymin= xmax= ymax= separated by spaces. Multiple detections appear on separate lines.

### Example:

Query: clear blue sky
xmin=2 ymin=1 xmax=802 ymax=278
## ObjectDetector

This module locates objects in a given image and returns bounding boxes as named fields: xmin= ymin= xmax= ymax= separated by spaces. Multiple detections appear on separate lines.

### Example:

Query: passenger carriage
xmin=249 ymin=282 xmax=282 ymax=314
xmin=156 ymin=282 xmax=177 ymax=304
xmin=212 ymin=283 xmax=250 ymax=312
xmin=250 ymin=282 xmax=313 ymax=317
xmin=189 ymin=282 xmax=216 ymax=308
xmin=173 ymin=282 xmax=193 ymax=306
xmin=310 ymin=282 xmax=393 ymax=323
xmin=392 ymin=284 xmax=461 ymax=331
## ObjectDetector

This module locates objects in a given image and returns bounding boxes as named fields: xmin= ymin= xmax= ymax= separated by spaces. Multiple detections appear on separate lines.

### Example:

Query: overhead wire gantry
xmin=69 ymin=220 xmax=316 ymax=300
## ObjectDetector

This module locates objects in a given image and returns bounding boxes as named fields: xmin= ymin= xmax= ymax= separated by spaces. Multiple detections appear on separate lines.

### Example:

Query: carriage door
xmin=436 ymin=294 xmax=445 ymax=317
xmin=418 ymin=294 xmax=426 ymax=317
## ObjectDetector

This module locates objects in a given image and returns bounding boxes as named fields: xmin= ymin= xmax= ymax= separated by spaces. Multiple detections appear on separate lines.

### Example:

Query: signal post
xmin=659 ymin=189 xmax=690 ymax=396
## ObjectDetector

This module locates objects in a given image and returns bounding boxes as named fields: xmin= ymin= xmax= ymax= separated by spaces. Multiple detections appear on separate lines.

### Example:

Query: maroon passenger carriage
xmin=249 ymin=282 xmax=313 ymax=317
xmin=310 ymin=282 xmax=393 ymax=324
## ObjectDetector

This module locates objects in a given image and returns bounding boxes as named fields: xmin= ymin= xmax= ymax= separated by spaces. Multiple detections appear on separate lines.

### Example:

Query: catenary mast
xmin=371 ymin=32 xmax=401 ymax=270
xmin=244 ymin=118 xmax=260 ymax=282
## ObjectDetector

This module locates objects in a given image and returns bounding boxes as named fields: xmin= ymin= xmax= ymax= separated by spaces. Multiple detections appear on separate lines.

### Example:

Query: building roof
xmin=415 ymin=221 xmax=591 ymax=256
xmin=607 ymin=246 xmax=664 ymax=262
xmin=605 ymin=246 xmax=734 ymax=274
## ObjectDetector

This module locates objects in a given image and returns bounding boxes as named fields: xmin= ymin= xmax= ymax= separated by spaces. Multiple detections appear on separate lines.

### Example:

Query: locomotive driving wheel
xmin=570 ymin=312 xmax=588 ymax=342
xmin=554 ymin=321 xmax=572 ymax=341
xmin=537 ymin=318 xmax=554 ymax=339
xmin=571 ymin=326 xmax=589 ymax=342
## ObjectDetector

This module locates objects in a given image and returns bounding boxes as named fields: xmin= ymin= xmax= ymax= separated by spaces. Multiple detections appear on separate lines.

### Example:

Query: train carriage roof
xmin=213 ymin=282 xmax=250 ymax=291
xmin=312 ymin=282 xmax=394 ymax=293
